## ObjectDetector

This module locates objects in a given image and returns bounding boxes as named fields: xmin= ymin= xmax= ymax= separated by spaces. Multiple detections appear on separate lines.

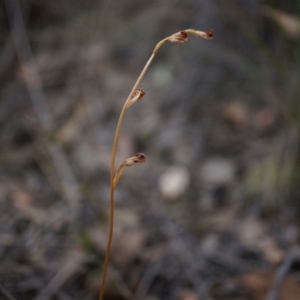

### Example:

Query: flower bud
xmin=186 ymin=29 xmax=214 ymax=40
xmin=114 ymin=153 xmax=146 ymax=187
xmin=124 ymin=153 xmax=146 ymax=166
xmin=126 ymin=89 xmax=146 ymax=109
xmin=168 ymin=31 xmax=188 ymax=44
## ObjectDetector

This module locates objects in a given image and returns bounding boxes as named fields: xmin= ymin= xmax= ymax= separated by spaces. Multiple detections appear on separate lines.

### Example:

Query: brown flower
xmin=114 ymin=153 xmax=146 ymax=187
xmin=186 ymin=29 xmax=214 ymax=40
xmin=168 ymin=31 xmax=189 ymax=44
xmin=126 ymin=89 xmax=146 ymax=109
xmin=124 ymin=153 xmax=146 ymax=166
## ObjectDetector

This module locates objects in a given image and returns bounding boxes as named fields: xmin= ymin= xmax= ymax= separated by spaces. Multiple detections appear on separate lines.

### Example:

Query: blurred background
xmin=1 ymin=0 xmax=300 ymax=299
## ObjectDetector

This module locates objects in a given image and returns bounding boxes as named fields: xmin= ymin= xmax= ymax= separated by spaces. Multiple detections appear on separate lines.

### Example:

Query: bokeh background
xmin=1 ymin=0 xmax=300 ymax=299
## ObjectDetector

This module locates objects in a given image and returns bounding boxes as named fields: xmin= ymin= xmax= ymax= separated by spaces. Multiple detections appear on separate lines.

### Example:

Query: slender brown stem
xmin=99 ymin=38 xmax=169 ymax=300
xmin=110 ymin=52 xmax=155 ymax=173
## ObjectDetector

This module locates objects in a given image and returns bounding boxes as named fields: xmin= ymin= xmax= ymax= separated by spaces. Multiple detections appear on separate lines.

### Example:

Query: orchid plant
xmin=99 ymin=28 xmax=213 ymax=300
